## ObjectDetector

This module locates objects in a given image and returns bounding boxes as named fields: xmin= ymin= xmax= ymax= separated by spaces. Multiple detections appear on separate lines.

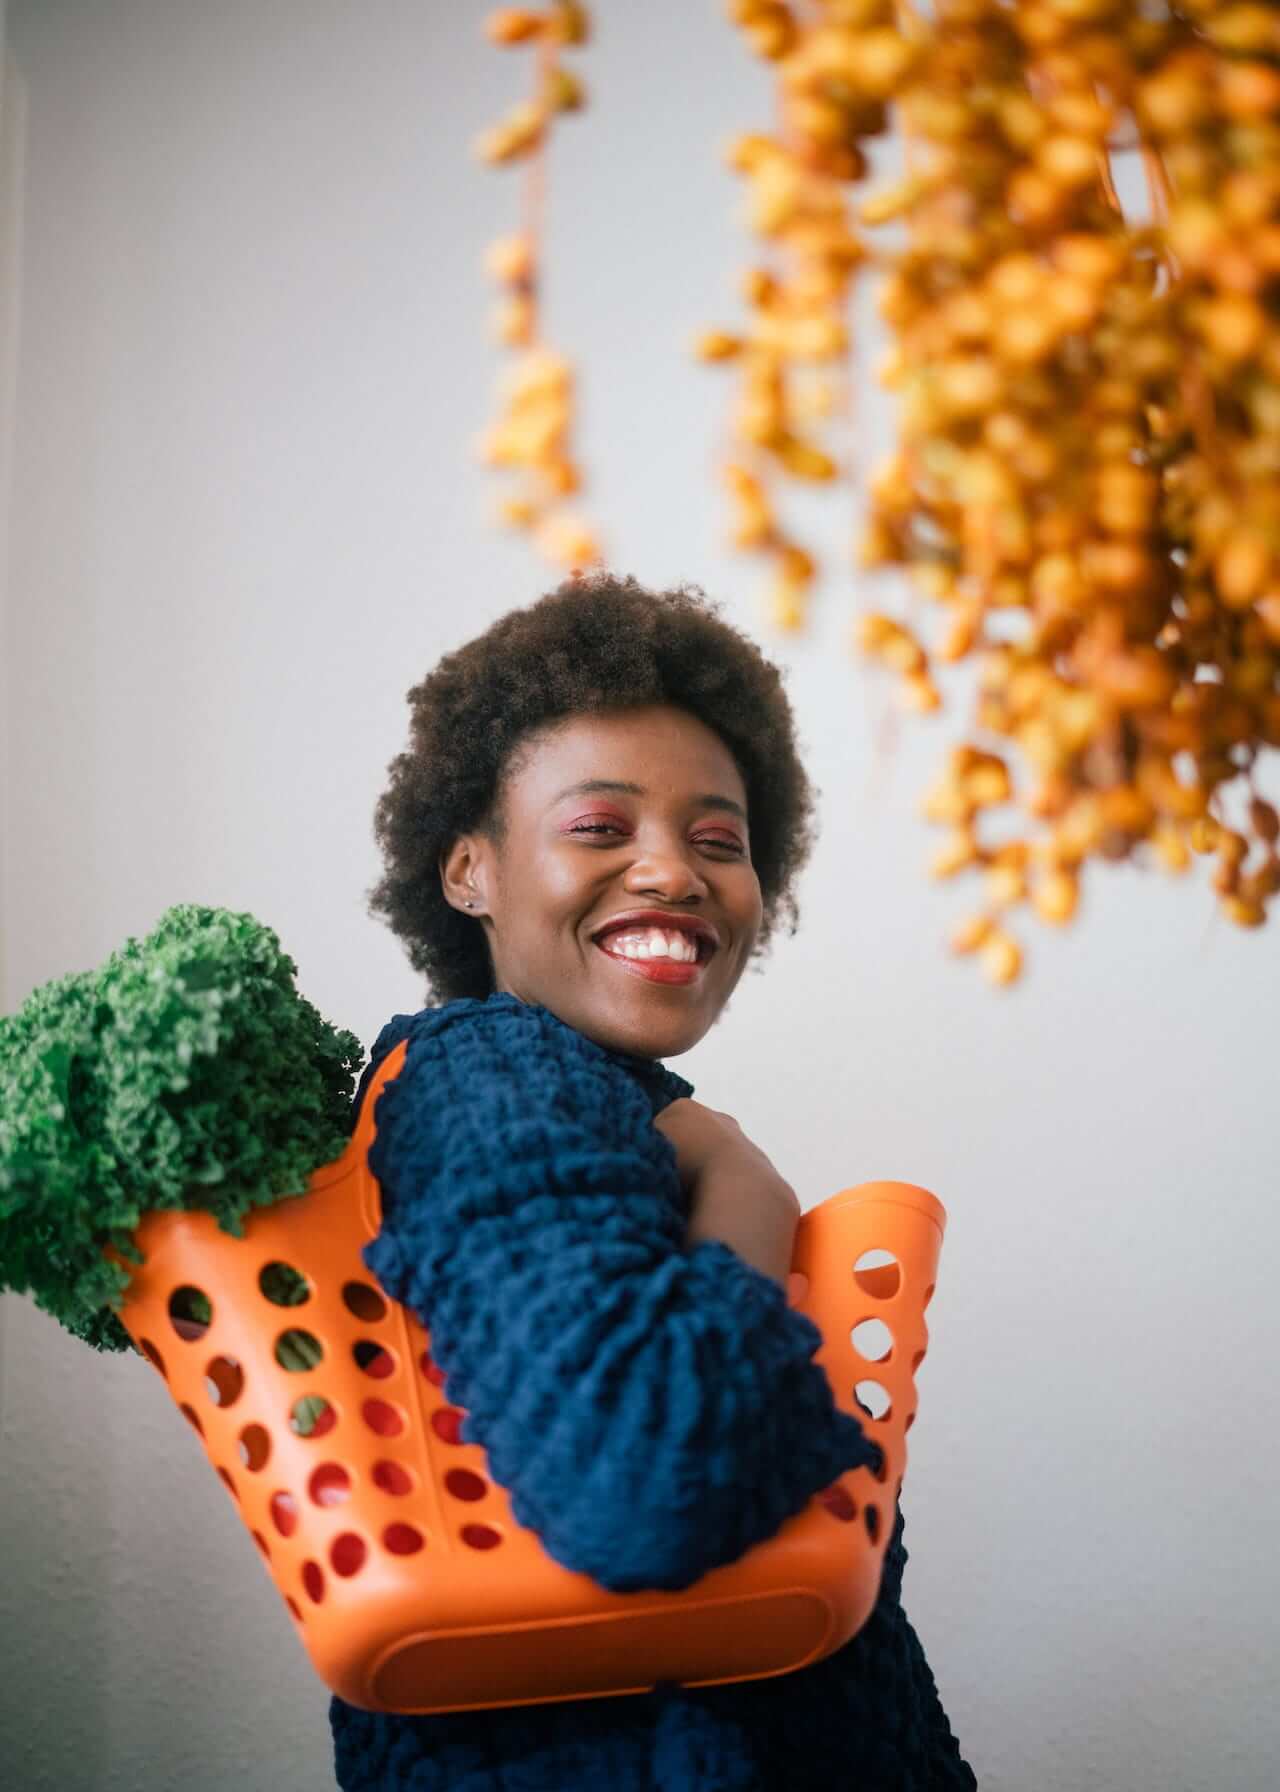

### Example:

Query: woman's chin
xmin=504 ymin=963 xmax=717 ymax=1060
xmin=568 ymin=984 xmax=708 ymax=1061
xmin=587 ymin=1003 xmax=710 ymax=1063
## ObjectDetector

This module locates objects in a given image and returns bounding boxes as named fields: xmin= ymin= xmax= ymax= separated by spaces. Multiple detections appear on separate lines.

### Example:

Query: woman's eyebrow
xmin=550 ymin=779 xmax=748 ymax=823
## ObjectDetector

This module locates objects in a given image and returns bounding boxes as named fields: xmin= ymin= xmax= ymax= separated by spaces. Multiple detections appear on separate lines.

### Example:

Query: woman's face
xmin=441 ymin=704 xmax=764 ymax=1060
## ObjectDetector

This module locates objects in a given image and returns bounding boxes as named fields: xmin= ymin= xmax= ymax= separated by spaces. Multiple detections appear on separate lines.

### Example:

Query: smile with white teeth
xmin=599 ymin=927 xmax=702 ymax=963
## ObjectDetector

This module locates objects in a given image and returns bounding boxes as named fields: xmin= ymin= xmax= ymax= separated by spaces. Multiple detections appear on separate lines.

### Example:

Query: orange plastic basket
xmin=116 ymin=1041 xmax=947 ymax=1714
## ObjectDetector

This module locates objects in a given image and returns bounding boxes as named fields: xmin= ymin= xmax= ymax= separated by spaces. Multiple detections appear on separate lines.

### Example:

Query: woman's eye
xmin=567 ymin=821 xmax=744 ymax=855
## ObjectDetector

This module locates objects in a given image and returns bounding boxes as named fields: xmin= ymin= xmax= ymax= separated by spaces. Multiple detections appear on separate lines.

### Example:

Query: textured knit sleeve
xmin=360 ymin=998 xmax=883 ymax=1595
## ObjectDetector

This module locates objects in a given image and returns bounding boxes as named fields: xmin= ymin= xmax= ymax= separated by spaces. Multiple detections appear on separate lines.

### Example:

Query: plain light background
xmin=1 ymin=4 xmax=1277 ymax=1789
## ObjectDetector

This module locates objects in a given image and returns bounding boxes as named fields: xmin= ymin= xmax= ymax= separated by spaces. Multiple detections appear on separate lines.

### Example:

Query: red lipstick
xmin=594 ymin=941 xmax=705 ymax=985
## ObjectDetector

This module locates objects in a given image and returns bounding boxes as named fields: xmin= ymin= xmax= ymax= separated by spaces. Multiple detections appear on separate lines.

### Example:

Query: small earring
xmin=463 ymin=900 xmax=474 ymax=909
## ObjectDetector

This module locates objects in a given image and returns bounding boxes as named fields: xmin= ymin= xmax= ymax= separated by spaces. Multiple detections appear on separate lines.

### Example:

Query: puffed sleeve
xmin=360 ymin=997 xmax=883 ymax=1594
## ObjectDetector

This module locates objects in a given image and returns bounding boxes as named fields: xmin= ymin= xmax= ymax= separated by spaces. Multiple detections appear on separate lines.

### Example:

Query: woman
xmin=331 ymin=572 xmax=977 ymax=1790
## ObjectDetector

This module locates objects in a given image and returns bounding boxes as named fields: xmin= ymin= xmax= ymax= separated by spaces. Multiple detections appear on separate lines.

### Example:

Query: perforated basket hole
xmin=923 ymin=1282 xmax=936 ymax=1310
xmin=419 ymin=1350 xmax=446 ymax=1388
xmin=178 ymin=1403 xmax=204 ymax=1436
xmin=168 ymin=1286 xmax=213 ymax=1342
xmin=431 ymin=1408 xmax=464 ymax=1445
xmin=302 ymin=1561 xmax=325 ymax=1603
xmin=444 ymin=1468 xmax=487 ymax=1503
xmin=851 ymin=1319 xmax=894 ymax=1365
xmin=285 ymin=1595 xmax=303 ymax=1622
xmin=251 ymin=1530 xmax=271 ymax=1559
xmin=270 ymin=1491 xmax=299 ymax=1538
xmin=819 ymin=1484 xmax=856 ymax=1522
xmin=361 ymin=1399 xmax=405 ymax=1438
xmin=461 ymin=1524 xmax=502 ymax=1551
xmin=853 ymin=1250 xmax=900 ymax=1302
xmin=353 ymin=1340 xmax=395 ymax=1380
xmin=217 ymin=1467 xmax=239 ymax=1502
xmin=383 ymin=1523 xmax=424 ymax=1556
xmin=864 ymin=1504 xmax=880 ymax=1544
xmin=854 ymin=1380 xmax=892 ymax=1422
xmin=330 ymin=1533 xmax=368 ymax=1578
xmin=342 ymin=1281 xmax=387 ymax=1324
xmin=204 ymin=1355 xmax=244 ymax=1408
xmin=372 ymin=1460 xmax=414 ymax=1497
xmin=275 ymin=1330 xmax=324 ymax=1373
xmin=912 ymin=1348 xmax=926 ymax=1373
xmin=139 ymin=1338 xmax=167 ymax=1378
xmin=290 ymin=1396 xmax=336 ymax=1439
xmin=308 ymin=1463 xmax=352 ymax=1508
xmin=259 ymin=1261 xmax=310 ymax=1307
xmin=238 ymin=1424 xmax=271 ymax=1472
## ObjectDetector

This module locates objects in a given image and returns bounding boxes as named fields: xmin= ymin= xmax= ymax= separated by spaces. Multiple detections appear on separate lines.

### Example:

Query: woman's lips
xmin=594 ymin=940 xmax=705 ymax=985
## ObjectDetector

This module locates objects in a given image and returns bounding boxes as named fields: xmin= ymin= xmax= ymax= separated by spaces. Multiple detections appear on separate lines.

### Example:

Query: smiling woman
xmin=368 ymin=572 xmax=816 ymax=1017
xmin=335 ymin=572 xmax=977 ymax=1792
xmin=438 ymin=703 xmax=765 ymax=1061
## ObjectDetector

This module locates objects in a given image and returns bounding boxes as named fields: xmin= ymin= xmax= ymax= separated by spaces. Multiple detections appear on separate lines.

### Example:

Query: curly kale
xmin=0 ymin=905 xmax=364 ymax=1351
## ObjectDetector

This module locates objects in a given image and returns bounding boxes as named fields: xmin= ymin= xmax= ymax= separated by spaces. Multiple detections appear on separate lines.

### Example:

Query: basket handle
xmin=351 ymin=1040 xmax=411 ymax=1238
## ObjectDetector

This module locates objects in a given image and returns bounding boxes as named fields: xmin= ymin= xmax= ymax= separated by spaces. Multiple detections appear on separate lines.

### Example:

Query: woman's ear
xmin=440 ymin=836 xmax=486 ymax=917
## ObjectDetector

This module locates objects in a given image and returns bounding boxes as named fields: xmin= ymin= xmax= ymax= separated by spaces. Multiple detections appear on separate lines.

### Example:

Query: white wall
xmin=0 ymin=0 xmax=15 ymax=1053
xmin=2 ymin=4 xmax=1277 ymax=1789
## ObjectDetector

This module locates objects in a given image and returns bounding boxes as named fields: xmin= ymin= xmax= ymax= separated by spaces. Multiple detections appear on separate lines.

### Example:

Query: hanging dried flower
xmin=474 ymin=5 xmax=603 ymax=572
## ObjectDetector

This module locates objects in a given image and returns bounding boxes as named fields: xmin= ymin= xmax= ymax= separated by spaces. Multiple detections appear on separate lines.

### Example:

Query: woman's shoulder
xmin=359 ymin=992 xmax=693 ymax=1115
xmin=367 ymin=992 xmax=593 ymax=1067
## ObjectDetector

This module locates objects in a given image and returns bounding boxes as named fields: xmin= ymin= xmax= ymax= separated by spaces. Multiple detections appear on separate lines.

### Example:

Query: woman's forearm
xmin=683 ymin=1169 xmax=800 ymax=1289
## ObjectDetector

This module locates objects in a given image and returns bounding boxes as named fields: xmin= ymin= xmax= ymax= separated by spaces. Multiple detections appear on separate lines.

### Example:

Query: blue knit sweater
xmin=329 ymin=992 xmax=976 ymax=1791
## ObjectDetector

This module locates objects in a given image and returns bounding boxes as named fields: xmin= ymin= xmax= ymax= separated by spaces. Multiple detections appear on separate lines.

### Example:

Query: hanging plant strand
xmin=696 ymin=2 xmax=886 ymax=637
xmin=701 ymin=0 xmax=1280 ymax=986
xmin=475 ymin=4 xmax=603 ymax=572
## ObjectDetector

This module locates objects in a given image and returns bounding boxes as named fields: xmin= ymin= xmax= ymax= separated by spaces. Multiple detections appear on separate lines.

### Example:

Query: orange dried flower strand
xmin=475 ymin=4 xmax=603 ymax=573
xmin=702 ymin=0 xmax=1280 ymax=986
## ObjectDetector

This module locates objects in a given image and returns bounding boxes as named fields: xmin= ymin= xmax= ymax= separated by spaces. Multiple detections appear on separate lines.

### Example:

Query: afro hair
xmin=369 ymin=572 xmax=819 ymax=1002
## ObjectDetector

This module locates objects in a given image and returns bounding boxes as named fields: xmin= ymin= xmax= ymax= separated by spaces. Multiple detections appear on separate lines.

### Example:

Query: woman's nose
xmin=623 ymin=844 xmax=709 ymax=902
